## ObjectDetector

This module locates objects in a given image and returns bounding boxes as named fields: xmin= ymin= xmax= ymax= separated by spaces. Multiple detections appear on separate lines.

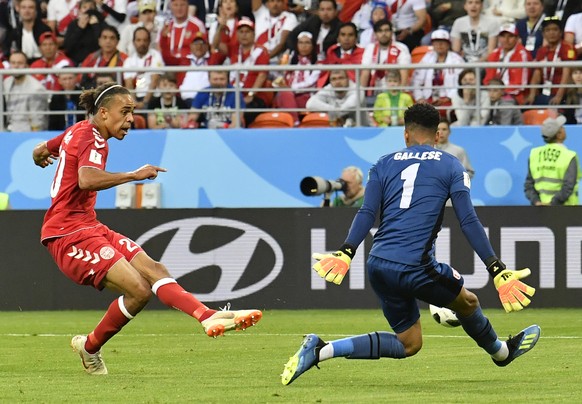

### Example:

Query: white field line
xmin=0 ymin=333 xmax=579 ymax=339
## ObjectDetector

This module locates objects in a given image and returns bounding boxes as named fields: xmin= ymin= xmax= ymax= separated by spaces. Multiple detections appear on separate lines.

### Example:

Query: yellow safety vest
xmin=529 ymin=144 xmax=581 ymax=205
xmin=0 ymin=193 xmax=8 ymax=210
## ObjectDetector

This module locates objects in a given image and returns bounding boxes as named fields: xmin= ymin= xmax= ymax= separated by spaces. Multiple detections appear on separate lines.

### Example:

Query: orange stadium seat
xmin=522 ymin=109 xmax=556 ymax=125
xmin=247 ymin=112 xmax=294 ymax=128
xmin=133 ymin=114 xmax=147 ymax=129
xmin=299 ymin=112 xmax=331 ymax=128
xmin=411 ymin=45 xmax=432 ymax=64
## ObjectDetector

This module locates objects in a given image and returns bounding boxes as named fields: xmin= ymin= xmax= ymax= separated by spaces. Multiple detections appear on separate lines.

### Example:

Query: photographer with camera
xmin=63 ymin=0 xmax=106 ymax=65
xmin=301 ymin=166 xmax=366 ymax=207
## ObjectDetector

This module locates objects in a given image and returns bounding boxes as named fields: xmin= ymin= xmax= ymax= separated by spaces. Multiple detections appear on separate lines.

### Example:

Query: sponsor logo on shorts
xmin=135 ymin=218 xmax=283 ymax=302
xmin=99 ymin=246 xmax=115 ymax=260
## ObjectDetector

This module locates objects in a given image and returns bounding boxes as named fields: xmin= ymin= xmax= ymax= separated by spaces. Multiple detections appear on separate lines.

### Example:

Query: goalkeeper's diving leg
xmin=450 ymin=287 xmax=541 ymax=367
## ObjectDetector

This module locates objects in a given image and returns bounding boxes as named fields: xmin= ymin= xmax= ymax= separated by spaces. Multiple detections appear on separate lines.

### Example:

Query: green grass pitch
xmin=0 ymin=309 xmax=580 ymax=403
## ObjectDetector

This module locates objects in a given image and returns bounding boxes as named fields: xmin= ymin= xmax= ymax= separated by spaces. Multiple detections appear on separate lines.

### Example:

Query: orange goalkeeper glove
xmin=312 ymin=244 xmax=355 ymax=285
xmin=487 ymin=259 xmax=536 ymax=313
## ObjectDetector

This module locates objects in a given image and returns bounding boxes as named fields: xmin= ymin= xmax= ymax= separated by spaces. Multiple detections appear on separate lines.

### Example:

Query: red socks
xmin=152 ymin=278 xmax=216 ymax=322
xmin=85 ymin=297 xmax=133 ymax=354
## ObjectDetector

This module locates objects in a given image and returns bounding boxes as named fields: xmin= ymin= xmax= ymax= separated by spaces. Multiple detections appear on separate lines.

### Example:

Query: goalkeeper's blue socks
xmin=319 ymin=332 xmax=406 ymax=361
xmin=457 ymin=306 xmax=507 ymax=359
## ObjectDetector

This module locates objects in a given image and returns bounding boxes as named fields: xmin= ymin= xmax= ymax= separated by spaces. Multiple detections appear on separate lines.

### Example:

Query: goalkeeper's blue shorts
xmin=367 ymin=255 xmax=464 ymax=334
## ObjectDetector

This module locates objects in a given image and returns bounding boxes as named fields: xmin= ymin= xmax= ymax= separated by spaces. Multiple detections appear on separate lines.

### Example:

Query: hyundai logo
xmin=135 ymin=217 xmax=283 ymax=301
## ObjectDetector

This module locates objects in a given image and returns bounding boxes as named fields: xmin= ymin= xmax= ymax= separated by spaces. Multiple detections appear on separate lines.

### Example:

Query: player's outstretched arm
xmin=486 ymin=258 xmax=536 ymax=313
xmin=451 ymin=191 xmax=536 ymax=312
xmin=78 ymin=165 xmax=167 ymax=191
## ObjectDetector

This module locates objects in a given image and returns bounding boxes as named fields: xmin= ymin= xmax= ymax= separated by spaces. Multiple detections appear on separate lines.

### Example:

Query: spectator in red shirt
xmin=484 ymin=23 xmax=532 ymax=105
xmin=208 ymin=0 xmax=240 ymax=54
xmin=527 ymin=15 xmax=577 ymax=106
xmin=31 ymin=31 xmax=74 ymax=91
xmin=274 ymin=30 xmax=320 ymax=125
xmin=214 ymin=17 xmax=271 ymax=114
xmin=159 ymin=0 xmax=206 ymax=66
xmin=318 ymin=22 xmax=364 ymax=87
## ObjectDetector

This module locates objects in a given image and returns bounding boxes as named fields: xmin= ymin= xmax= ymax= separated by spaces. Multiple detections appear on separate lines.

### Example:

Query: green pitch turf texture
xmin=0 ymin=309 xmax=580 ymax=403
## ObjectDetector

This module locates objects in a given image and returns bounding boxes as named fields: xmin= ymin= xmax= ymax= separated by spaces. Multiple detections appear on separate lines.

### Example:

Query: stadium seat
xmin=133 ymin=114 xmax=147 ymax=129
xmin=247 ymin=112 xmax=295 ymax=128
xmin=299 ymin=112 xmax=331 ymax=128
xmin=522 ymin=109 xmax=557 ymax=125
xmin=411 ymin=45 xmax=432 ymax=64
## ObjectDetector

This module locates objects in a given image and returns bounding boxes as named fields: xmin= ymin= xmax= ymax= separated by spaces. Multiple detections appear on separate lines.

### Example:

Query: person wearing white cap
xmin=412 ymin=28 xmax=465 ymax=117
xmin=119 ymin=0 xmax=163 ymax=56
xmin=483 ymin=22 xmax=532 ymax=105
xmin=524 ymin=115 xmax=582 ymax=205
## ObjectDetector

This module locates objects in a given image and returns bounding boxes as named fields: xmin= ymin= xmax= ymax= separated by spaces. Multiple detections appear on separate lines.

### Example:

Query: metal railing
xmin=0 ymin=59 xmax=580 ymax=131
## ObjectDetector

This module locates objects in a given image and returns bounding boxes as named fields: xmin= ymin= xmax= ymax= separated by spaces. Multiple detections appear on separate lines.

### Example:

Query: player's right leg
xmin=113 ymin=233 xmax=262 ymax=338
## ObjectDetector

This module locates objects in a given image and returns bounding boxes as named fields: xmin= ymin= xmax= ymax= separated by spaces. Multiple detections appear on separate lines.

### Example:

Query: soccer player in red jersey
xmin=32 ymin=83 xmax=262 ymax=375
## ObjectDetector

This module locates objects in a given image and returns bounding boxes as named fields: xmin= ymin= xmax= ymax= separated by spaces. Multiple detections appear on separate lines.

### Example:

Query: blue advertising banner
xmin=2 ymin=125 xmax=580 ymax=209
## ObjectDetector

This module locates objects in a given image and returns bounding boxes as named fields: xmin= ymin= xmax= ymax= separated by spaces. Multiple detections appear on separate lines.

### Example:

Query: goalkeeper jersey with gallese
xmin=346 ymin=144 xmax=485 ymax=266
xmin=41 ymin=120 xmax=109 ymax=244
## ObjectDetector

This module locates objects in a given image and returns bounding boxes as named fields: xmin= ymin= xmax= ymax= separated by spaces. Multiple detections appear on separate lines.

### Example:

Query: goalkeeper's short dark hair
xmin=404 ymin=103 xmax=440 ymax=133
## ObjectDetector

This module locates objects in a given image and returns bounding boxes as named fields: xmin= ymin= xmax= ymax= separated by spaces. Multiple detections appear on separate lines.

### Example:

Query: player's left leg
xmin=449 ymin=287 xmax=540 ymax=366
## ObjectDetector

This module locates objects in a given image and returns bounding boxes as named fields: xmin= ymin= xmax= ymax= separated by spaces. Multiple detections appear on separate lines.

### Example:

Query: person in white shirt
xmin=178 ymin=32 xmax=213 ymax=103
xmin=483 ymin=0 xmax=526 ymax=23
xmin=564 ymin=12 xmax=582 ymax=57
xmin=123 ymin=27 xmax=165 ymax=110
xmin=451 ymin=0 xmax=500 ymax=62
xmin=47 ymin=0 xmax=78 ymax=36
xmin=412 ymin=29 xmax=465 ymax=117
xmin=360 ymin=19 xmax=411 ymax=99
xmin=252 ymin=0 xmax=298 ymax=64
xmin=357 ymin=2 xmax=391 ymax=49
xmin=386 ymin=0 xmax=428 ymax=51
xmin=452 ymin=68 xmax=491 ymax=126
xmin=119 ymin=0 xmax=163 ymax=56
xmin=95 ymin=0 xmax=129 ymax=32
xmin=3 ymin=51 xmax=48 ymax=132
xmin=306 ymin=69 xmax=365 ymax=127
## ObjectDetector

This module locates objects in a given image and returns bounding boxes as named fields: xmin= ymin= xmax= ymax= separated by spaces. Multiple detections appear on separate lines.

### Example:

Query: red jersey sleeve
xmin=47 ymin=131 xmax=68 ymax=155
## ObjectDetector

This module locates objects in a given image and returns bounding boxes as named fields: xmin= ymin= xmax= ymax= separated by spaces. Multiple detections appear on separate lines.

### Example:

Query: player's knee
xmin=153 ymin=261 xmax=171 ymax=277
xmin=454 ymin=289 xmax=480 ymax=317
xmin=404 ymin=339 xmax=423 ymax=357
xmin=131 ymin=281 xmax=153 ymax=306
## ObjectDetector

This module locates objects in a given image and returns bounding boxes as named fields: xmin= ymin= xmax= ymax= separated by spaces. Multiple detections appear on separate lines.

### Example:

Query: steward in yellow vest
xmin=0 ymin=192 xmax=9 ymax=210
xmin=524 ymin=115 xmax=582 ymax=205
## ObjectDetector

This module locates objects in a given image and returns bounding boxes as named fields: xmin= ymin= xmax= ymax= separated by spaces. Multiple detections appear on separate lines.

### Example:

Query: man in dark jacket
xmin=286 ymin=0 xmax=341 ymax=62
xmin=63 ymin=0 xmax=106 ymax=65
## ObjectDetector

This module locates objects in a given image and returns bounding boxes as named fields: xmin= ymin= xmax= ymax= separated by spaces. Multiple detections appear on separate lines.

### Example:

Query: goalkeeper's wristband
xmin=485 ymin=257 xmax=506 ymax=278
xmin=338 ymin=243 xmax=356 ymax=260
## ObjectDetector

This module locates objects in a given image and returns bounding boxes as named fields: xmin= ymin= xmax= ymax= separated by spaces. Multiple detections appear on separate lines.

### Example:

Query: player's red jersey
xmin=41 ymin=120 xmax=109 ymax=243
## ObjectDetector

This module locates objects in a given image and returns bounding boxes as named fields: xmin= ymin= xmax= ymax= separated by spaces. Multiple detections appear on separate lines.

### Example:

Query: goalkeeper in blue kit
xmin=282 ymin=103 xmax=540 ymax=386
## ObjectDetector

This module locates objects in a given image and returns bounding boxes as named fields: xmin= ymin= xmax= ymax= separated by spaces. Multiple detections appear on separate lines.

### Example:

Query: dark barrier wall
xmin=1 ymin=207 xmax=580 ymax=311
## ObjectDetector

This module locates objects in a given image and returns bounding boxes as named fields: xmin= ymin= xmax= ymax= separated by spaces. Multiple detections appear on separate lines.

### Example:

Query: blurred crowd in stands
xmin=0 ymin=0 xmax=581 ymax=130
